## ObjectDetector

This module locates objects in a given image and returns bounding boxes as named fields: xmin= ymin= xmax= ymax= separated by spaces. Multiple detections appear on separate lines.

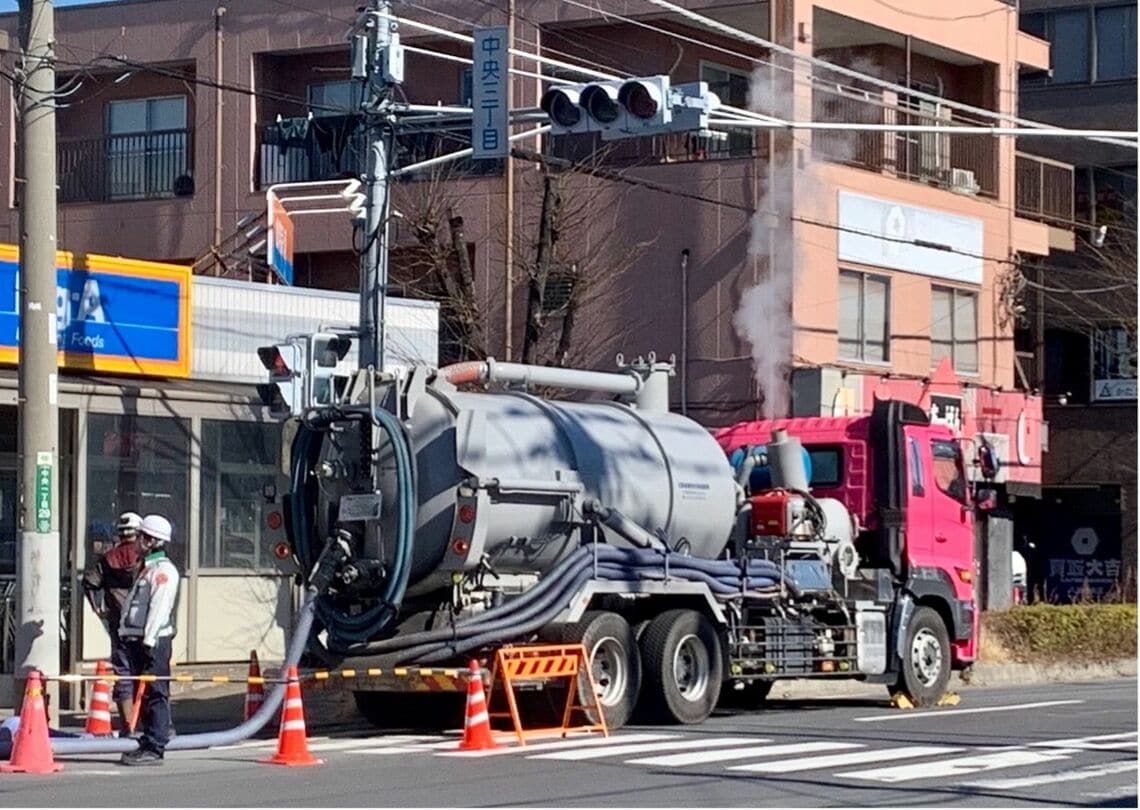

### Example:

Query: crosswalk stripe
xmin=307 ymin=737 xmax=435 ymax=752
xmin=438 ymin=733 xmax=679 ymax=758
xmin=728 ymin=745 xmax=960 ymax=774
xmin=1030 ymin=732 xmax=1138 ymax=751
xmin=963 ymin=759 xmax=1137 ymax=790
xmin=628 ymin=740 xmax=852 ymax=768
xmin=839 ymin=748 xmax=1078 ymax=783
xmin=528 ymin=737 xmax=757 ymax=761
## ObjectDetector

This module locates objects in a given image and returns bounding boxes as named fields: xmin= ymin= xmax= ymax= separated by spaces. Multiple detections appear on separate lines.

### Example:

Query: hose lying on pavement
xmin=0 ymin=589 xmax=318 ymax=759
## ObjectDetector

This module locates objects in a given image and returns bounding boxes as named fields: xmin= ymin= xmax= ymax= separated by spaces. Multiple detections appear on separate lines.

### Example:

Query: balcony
xmin=812 ymin=89 xmax=998 ymax=197
xmin=258 ymin=115 xmax=503 ymax=188
xmin=57 ymin=129 xmax=194 ymax=204
xmin=546 ymin=127 xmax=764 ymax=169
xmin=1015 ymin=152 xmax=1075 ymax=225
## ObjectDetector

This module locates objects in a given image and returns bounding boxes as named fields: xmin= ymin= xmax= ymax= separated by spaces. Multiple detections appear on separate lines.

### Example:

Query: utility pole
xmin=355 ymin=0 xmax=403 ymax=371
xmin=15 ymin=0 xmax=60 ymax=721
xmin=503 ymin=0 xmax=515 ymax=361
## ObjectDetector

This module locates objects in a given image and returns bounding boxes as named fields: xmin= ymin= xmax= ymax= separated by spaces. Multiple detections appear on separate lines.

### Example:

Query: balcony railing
xmin=57 ymin=129 xmax=194 ymax=203
xmin=546 ymin=127 xmax=764 ymax=168
xmin=811 ymin=90 xmax=998 ymax=197
xmin=1015 ymin=152 xmax=1075 ymax=224
xmin=258 ymin=116 xmax=501 ymax=187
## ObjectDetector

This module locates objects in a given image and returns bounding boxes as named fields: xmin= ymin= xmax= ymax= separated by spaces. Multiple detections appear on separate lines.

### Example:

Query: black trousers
xmin=108 ymin=628 xmax=134 ymax=703
xmin=125 ymin=637 xmax=173 ymax=755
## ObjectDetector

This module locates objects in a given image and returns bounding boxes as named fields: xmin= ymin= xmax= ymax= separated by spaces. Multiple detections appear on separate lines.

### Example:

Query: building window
xmin=106 ymin=96 xmax=189 ymax=200
xmin=199 ymin=421 xmax=282 ymax=570
xmin=1051 ymin=9 xmax=1091 ymax=83
xmin=1092 ymin=325 xmax=1137 ymax=401
xmin=931 ymin=286 xmax=979 ymax=374
xmin=699 ymin=63 xmax=753 ymax=157
xmin=308 ymin=81 xmax=362 ymax=117
xmin=1096 ymin=5 xmax=1138 ymax=81
xmin=461 ymin=67 xmax=473 ymax=106
xmin=838 ymin=270 xmax=890 ymax=363
xmin=86 ymin=414 xmax=190 ymax=570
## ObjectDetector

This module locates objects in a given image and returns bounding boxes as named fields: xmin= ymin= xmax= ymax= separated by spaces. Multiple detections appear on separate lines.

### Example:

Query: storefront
xmin=0 ymin=248 xmax=438 ymax=706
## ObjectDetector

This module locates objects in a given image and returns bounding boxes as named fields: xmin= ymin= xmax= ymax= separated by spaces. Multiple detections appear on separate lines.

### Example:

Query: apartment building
xmin=0 ymin=0 xmax=1084 ymax=685
xmin=1015 ymin=0 xmax=1137 ymax=596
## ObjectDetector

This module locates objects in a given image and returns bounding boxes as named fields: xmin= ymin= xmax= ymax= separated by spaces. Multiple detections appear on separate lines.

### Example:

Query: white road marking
xmin=853 ymin=700 xmax=1083 ymax=723
xmin=528 ymin=737 xmax=756 ymax=761
xmin=839 ymin=748 xmax=1078 ymax=783
xmin=436 ymin=733 xmax=678 ymax=758
xmin=729 ymin=745 xmax=961 ymax=774
xmin=1082 ymin=783 xmax=1140 ymax=801
xmin=1030 ymin=731 xmax=1138 ymax=751
xmin=65 ymin=769 xmax=121 ymax=776
xmin=306 ymin=737 xmax=434 ymax=752
xmin=628 ymin=741 xmax=852 ymax=768
xmin=964 ymin=760 xmax=1138 ymax=790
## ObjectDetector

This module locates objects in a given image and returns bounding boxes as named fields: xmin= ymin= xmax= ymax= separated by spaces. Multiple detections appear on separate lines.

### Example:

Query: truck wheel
xmin=562 ymin=611 xmax=642 ymax=730
xmin=640 ymin=609 xmax=724 ymax=725
xmin=894 ymin=606 xmax=951 ymax=707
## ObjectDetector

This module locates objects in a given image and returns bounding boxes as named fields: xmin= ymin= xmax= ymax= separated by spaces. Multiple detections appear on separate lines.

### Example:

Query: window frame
xmin=306 ymin=80 xmax=363 ymax=117
xmin=838 ymin=269 xmax=891 ymax=365
xmin=698 ymin=60 xmax=754 ymax=157
xmin=1021 ymin=6 xmax=1137 ymax=86
xmin=930 ymin=285 xmax=980 ymax=375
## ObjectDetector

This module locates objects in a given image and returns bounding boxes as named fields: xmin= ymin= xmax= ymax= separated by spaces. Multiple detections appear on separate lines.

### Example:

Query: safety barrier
xmin=488 ymin=644 xmax=607 ymax=746
xmin=51 ymin=665 xmax=470 ymax=690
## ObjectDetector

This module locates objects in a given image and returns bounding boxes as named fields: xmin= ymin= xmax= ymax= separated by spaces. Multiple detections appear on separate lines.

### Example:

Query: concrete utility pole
xmin=356 ymin=0 xmax=403 ymax=371
xmin=15 ymin=0 xmax=60 ymax=720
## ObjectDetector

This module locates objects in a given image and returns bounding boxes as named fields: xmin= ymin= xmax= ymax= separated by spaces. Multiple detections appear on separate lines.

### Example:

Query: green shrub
xmin=982 ymin=604 xmax=1138 ymax=663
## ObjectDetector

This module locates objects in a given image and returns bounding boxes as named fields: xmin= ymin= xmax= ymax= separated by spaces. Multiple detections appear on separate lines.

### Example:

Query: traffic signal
xmin=308 ymin=333 xmax=352 ymax=407
xmin=257 ymin=342 xmax=305 ymax=419
xmin=540 ymin=75 xmax=718 ymax=140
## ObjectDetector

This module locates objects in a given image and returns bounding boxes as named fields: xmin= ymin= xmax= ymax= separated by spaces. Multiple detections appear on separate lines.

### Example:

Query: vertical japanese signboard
xmin=473 ymin=27 xmax=509 ymax=160
xmin=267 ymin=192 xmax=295 ymax=286
xmin=35 ymin=451 xmax=52 ymax=532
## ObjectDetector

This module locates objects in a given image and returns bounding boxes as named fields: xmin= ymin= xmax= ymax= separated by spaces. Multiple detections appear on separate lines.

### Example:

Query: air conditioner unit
xmin=950 ymin=167 xmax=979 ymax=196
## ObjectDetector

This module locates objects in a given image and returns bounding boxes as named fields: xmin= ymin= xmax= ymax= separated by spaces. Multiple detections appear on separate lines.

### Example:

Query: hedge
xmin=982 ymin=604 xmax=1138 ymax=664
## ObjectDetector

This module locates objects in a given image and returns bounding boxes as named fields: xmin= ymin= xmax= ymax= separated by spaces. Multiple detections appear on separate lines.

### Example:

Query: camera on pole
xmin=540 ymin=75 xmax=720 ymax=140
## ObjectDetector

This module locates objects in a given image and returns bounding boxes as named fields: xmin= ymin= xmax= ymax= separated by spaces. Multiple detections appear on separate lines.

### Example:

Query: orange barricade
xmin=487 ymin=644 xmax=608 ymax=746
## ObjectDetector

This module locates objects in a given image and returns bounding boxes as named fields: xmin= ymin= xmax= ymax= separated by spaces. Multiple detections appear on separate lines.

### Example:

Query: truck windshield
xmin=931 ymin=439 xmax=968 ymax=505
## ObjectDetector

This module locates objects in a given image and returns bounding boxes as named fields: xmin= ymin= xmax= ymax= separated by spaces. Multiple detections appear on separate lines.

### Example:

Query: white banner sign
xmin=473 ymin=27 xmax=509 ymax=160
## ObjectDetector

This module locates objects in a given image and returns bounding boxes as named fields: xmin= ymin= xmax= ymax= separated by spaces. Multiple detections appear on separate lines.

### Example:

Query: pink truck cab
xmin=717 ymin=399 xmax=978 ymax=695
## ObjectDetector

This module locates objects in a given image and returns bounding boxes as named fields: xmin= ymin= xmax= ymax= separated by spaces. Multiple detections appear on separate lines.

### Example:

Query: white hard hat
xmin=139 ymin=514 xmax=173 ymax=545
xmin=115 ymin=512 xmax=143 ymax=536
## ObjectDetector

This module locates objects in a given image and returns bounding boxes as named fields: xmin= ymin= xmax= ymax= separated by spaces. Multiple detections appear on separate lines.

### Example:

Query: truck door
xmin=928 ymin=437 xmax=974 ymax=600
xmin=902 ymin=426 xmax=933 ymax=567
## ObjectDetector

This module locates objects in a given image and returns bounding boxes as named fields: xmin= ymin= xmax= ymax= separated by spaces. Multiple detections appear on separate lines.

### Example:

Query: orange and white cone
xmin=458 ymin=660 xmax=501 ymax=751
xmin=260 ymin=666 xmax=321 ymax=767
xmin=1 ymin=671 xmax=62 ymax=773
xmin=84 ymin=660 xmax=114 ymax=736
xmin=243 ymin=650 xmax=265 ymax=722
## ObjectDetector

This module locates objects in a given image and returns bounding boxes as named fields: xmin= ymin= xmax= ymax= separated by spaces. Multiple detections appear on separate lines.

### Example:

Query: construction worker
xmin=81 ymin=511 xmax=143 ymax=733
xmin=118 ymin=514 xmax=180 ymax=766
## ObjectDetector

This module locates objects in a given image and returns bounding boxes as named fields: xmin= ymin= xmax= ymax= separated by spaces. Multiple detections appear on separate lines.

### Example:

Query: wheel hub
xmin=590 ymin=636 xmax=627 ymax=707
xmin=671 ymin=633 xmax=710 ymax=702
xmin=910 ymin=627 xmax=943 ymax=687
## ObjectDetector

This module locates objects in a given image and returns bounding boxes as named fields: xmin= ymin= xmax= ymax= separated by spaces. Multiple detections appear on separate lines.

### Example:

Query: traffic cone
xmin=1 ymin=671 xmax=62 ymax=773
xmin=84 ymin=660 xmax=114 ymax=736
xmin=458 ymin=661 xmax=501 ymax=751
xmin=260 ymin=666 xmax=321 ymax=767
xmin=243 ymin=650 xmax=265 ymax=722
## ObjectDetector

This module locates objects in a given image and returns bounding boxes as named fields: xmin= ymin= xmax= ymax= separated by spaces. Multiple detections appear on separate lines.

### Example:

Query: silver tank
xmin=384 ymin=382 xmax=738 ymax=595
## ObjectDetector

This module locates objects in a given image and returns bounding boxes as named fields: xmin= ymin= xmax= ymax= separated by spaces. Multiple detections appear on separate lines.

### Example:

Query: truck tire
xmin=894 ymin=606 xmax=951 ymax=707
xmin=562 ymin=611 xmax=642 ymax=730
xmin=640 ymin=609 xmax=724 ymax=725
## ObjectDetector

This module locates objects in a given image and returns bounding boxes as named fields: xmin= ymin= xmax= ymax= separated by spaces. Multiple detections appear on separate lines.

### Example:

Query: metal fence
xmin=1015 ymin=152 xmax=1075 ymax=224
xmin=57 ymin=128 xmax=194 ymax=203
xmin=811 ymin=90 xmax=999 ymax=197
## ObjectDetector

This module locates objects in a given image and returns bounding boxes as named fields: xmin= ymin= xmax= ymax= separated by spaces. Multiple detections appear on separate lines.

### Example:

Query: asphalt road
xmin=1 ymin=679 xmax=1135 ymax=807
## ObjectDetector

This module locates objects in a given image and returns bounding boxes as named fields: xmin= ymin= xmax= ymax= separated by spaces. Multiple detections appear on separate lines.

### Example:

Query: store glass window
xmin=86 ymin=414 xmax=190 ymax=569
xmin=1095 ymin=5 xmax=1138 ymax=81
xmin=199 ymin=421 xmax=281 ymax=570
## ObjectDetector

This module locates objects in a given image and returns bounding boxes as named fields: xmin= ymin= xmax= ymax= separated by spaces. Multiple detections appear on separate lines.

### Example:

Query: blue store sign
xmin=0 ymin=245 xmax=191 ymax=378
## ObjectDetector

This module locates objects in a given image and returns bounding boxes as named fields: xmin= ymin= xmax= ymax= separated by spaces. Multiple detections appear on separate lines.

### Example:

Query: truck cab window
xmin=931 ymin=439 xmax=968 ymax=505
xmin=908 ymin=438 xmax=924 ymax=496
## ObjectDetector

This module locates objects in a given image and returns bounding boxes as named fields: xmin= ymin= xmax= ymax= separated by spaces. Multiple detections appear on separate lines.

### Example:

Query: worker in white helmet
xmin=118 ymin=514 xmax=180 ymax=766
xmin=81 ymin=511 xmax=144 ymax=733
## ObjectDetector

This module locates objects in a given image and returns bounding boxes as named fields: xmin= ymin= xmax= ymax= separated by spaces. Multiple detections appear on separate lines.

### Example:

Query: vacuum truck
xmin=262 ymin=347 xmax=976 ymax=729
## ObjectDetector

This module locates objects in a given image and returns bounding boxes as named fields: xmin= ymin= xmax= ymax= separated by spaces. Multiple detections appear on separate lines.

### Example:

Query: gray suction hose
xmin=1 ymin=589 xmax=318 ymax=759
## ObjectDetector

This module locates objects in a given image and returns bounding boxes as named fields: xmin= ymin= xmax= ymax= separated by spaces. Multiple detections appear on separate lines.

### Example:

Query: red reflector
xmin=451 ymin=538 xmax=470 ymax=556
xmin=266 ymin=511 xmax=283 ymax=531
xmin=273 ymin=543 xmax=292 ymax=560
xmin=458 ymin=505 xmax=476 ymax=524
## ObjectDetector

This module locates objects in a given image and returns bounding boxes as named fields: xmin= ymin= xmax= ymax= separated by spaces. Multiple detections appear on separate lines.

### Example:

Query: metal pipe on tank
xmin=583 ymin=498 xmax=668 ymax=552
xmin=437 ymin=358 xmax=642 ymax=398
xmin=634 ymin=362 xmax=672 ymax=413
xmin=768 ymin=428 xmax=809 ymax=492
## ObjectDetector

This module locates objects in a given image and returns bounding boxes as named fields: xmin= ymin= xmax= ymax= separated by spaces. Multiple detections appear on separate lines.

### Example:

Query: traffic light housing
xmin=541 ymin=76 xmax=718 ymax=140
xmin=257 ymin=342 xmax=305 ymax=419
xmin=308 ymin=333 xmax=352 ymax=408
